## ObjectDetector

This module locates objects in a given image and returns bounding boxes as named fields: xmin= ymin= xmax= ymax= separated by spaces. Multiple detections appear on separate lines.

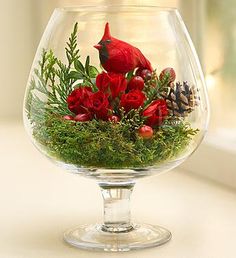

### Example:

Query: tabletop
xmin=0 ymin=122 xmax=236 ymax=258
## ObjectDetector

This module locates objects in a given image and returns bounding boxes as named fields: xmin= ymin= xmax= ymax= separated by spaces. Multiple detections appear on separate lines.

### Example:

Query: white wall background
xmin=0 ymin=0 xmax=34 ymax=121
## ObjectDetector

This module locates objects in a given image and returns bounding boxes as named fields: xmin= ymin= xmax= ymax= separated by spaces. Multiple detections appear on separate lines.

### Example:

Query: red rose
xmin=88 ymin=91 xmax=111 ymax=120
xmin=67 ymin=87 xmax=92 ymax=114
xmin=96 ymin=72 xmax=111 ymax=92
xmin=143 ymin=99 xmax=168 ymax=127
xmin=120 ymin=90 xmax=146 ymax=112
xmin=96 ymin=72 xmax=127 ymax=99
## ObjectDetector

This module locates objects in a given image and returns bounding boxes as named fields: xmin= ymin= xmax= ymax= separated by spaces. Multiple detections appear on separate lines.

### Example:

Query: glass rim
xmin=55 ymin=4 xmax=178 ymax=13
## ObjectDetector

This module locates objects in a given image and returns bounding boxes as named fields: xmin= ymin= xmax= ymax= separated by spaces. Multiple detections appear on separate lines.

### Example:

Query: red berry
xmin=159 ymin=67 xmax=176 ymax=83
xmin=63 ymin=115 xmax=74 ymax=121
xmin=127 ymin=76 xmax=145 ymax=91
xmin=140 ymin=69 xmax=152 ymax=81
xmin=135 ymin=68 xmax=142 ymax=76
xmin=136 ymin=69 xmax=152 ymax=81
xmin=74 ymin=113 xmax=91 ymax=122
xmin=138 ymin=125 xmax=154 ymax=139
xmin=108 ymin=115 xmax=120 ymax=123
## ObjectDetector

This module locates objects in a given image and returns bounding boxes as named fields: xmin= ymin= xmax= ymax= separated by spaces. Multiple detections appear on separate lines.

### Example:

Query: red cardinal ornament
xmin=94 ymin=23 xmax=153 ymax=74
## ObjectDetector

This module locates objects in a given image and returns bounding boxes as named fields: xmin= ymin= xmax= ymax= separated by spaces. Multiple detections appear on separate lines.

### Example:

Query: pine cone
xmin=161 ymin=81 xmax=199 ymax=117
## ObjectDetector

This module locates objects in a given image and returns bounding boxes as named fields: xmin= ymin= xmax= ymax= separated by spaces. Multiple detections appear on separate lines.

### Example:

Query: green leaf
xmin=126 ymin=70 xmax=134 ymax=80
xmin=88 ymin=65 xmax=99 ymax=78
xmin=85 ymin=56 xmax=90 ymax=75
xmin=74 ymin=59 xmax=85 ymax=72
xmin=68 ymin=71 xmax=83 ymax=80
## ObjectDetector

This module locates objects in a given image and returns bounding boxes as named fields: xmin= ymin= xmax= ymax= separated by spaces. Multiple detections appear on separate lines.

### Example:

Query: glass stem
xmin=99 ymin=182 xmax=135 ymax=233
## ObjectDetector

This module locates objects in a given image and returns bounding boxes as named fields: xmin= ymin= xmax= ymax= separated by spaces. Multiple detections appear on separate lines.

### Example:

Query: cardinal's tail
xmin=136 ymin=49 xmax=153 ymax=71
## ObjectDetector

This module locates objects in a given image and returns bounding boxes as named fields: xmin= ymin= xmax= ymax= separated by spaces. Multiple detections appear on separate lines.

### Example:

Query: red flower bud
xmin=143 ymin=99 xmax=168 ymax=127
xmin=108 ymin=115 xmax=120 ymax=123
xmin=63 ymin=115 xmax=74 ymax=121
xmin=138 ymin=125 xmax=154 ymax=139
xmin=127 ymin=76 xmax=144 ymax=91
xmin=74 ymin=113 xmax=91 ymax=122
xmin=159 ymin=67 xmax=176 ymax=83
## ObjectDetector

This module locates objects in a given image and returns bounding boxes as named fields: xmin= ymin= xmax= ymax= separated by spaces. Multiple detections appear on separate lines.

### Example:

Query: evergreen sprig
xmin=26 ymin=23 xmax=99 ymax=123
xmin=144 ymin=70 xmax=171 ymax=106
xmin=119 ymin=107 xmax=145 ymax=131
xmin=65 ymin=22 xmax=80 ymax=68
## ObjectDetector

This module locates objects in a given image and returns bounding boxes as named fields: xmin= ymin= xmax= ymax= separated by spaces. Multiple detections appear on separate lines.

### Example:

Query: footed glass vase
xmin=23 ymin=5 xmax=209 ymax=252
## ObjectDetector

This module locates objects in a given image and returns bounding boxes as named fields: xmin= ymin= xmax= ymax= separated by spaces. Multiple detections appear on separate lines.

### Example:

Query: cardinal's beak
xmin=94 ymin=44 xmax=102 ymax=50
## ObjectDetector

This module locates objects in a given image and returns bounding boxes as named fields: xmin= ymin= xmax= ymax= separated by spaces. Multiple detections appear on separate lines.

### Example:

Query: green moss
xmin=32 ymin=114 xmax=198 ymax=169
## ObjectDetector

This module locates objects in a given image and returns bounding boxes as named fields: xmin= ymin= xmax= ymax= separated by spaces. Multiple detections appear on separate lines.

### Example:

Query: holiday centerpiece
xmin=24 ymin=6 xmax=209 ymax=251
xmin=26 ymin=23 xmax=199 ymax=169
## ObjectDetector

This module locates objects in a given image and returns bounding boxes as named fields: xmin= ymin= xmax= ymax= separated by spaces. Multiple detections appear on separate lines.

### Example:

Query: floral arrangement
xmin=26 ymin=23 xmax=199 ymax=169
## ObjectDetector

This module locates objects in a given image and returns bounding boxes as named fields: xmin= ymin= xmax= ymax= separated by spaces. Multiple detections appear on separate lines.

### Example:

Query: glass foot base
xmin=64 ymin=223 xmax=172 ymax=252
